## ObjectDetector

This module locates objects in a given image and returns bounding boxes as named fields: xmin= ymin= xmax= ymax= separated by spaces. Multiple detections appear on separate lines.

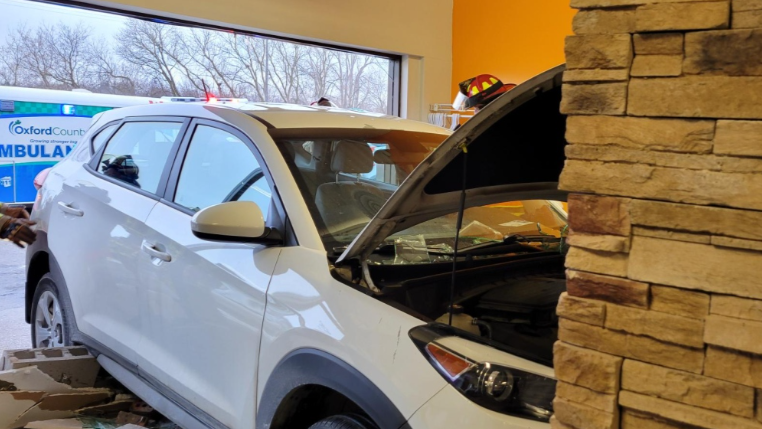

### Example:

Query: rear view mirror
xmin=191 ymin=201 xmax=282 ymax=245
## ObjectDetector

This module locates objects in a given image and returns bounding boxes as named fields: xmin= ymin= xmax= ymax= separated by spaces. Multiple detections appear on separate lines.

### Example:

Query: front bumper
xmin=406 ymin=385 xmax=550 ymax=429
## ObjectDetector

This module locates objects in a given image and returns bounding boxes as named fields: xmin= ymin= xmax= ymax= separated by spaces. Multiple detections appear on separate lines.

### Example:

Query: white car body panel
xmin=49 ymin=166 xmax=157 ymax=364
xmin=408 ymin=384 xmax=550 ymax=429
xmin=32 ymin=117 xmax=103 ymax=232
xmin=259 ymin=246 xmax=448 ymax=420
xmin=137 ymin=202 xmax=281 ymax=428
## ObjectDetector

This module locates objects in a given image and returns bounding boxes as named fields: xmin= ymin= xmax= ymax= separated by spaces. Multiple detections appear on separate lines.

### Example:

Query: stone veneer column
xmin=555 ymin=0 xmax=762 ymax=428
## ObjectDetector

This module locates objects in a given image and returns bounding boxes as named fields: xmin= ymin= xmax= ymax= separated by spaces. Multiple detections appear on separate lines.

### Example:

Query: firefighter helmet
xmin=456 ymin=74 xmax=515 ymax=110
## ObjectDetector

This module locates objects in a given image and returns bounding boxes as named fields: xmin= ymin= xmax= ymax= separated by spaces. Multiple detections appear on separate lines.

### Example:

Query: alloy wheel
xmin=34 ymin=291 xmax=65 ymax=348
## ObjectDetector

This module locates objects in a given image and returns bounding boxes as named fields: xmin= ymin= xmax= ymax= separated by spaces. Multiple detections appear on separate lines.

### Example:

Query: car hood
xmin=337 ymin=65 xmax=567 ymax=264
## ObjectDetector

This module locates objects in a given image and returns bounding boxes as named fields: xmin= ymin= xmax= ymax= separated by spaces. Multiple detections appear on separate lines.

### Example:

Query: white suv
xmin=26 ymin=65 xmax=567 ymax=429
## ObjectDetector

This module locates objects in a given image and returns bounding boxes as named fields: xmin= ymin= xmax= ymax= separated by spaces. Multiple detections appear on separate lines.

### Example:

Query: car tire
xmin=308 ymin=414 xmax=376 ymax=429
xmin=30 ymin=274 xmax=72 ymax=348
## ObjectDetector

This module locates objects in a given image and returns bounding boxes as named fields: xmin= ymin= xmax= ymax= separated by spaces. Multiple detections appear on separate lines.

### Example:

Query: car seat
xmin=371 ymin=149 xmax=407 ymax=185
xmin=314 ymin=141 xmax=388 ymax=235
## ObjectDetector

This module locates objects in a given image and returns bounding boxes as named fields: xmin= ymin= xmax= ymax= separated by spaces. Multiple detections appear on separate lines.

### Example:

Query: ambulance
xmin=0 ymin=86 xmax=165 ymax=204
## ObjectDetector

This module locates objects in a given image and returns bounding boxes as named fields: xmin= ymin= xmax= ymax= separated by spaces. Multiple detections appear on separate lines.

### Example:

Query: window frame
xmin=72 ymin=119 xmax=121 ymax=162
xmin=85 ymin=116 xmax=192 ymax=201
xmin=88 ymin=120 xmax=122 ymax=155
xmin=161 ymin=118 xmax=288 ymax=237
xmin=32 ymin=0 xmax=402 ymax=116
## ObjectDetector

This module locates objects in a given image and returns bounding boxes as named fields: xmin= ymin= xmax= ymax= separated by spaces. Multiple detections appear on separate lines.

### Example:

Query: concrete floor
xmin=0 ymin=244 xmax=30 ymax=354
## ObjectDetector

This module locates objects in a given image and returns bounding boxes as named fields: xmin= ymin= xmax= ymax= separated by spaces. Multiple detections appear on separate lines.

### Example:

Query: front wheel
xmin=308 ymin=415 xmax=376 ymax=429
xmin=31 ymin=274 xmax=71 ymax=348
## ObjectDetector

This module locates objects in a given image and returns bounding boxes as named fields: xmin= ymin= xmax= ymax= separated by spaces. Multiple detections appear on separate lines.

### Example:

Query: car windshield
xmin=274 ymin=129 xmax=567 ymax=257
xmin=274 ymin=129 xmax=445 ymax=246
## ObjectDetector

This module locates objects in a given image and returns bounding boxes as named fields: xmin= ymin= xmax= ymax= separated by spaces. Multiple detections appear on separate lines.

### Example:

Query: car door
xmin=136 ymin=120 xmax=282 ymax=427
xmin=48 ymin=118 xmax=188 ymax=364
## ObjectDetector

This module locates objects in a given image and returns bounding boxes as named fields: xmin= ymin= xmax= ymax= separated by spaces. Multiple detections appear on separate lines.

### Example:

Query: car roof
xmin=94 ymin=102 xmax=450 ymax=135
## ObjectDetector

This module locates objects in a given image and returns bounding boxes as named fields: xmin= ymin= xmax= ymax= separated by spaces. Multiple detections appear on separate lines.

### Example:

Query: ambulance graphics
xmin=0 ymin=86 xmax=163 ymax=203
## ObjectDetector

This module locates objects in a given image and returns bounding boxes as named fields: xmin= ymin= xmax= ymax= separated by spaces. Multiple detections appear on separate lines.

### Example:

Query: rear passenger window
xmin=92 ymin=124 xmax=119 ymax=153
xmin=76 ymin=125 xmax=119 ymax=162
xmin=98 ymin=122 xmax=182 ymax=194
xmin=174 ymin=125 xmax=271 ymax=217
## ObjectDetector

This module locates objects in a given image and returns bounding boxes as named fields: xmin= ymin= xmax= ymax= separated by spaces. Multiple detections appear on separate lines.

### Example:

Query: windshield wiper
xmin=332 ymin=243 xmax=395 ymax=256
xmin=457 ymin=234 xmax=559 ymax=254
xmin=332 ymin=234 xmax=558 ymax=257
xmin=333 ymin=242 xmax=452 ymax=257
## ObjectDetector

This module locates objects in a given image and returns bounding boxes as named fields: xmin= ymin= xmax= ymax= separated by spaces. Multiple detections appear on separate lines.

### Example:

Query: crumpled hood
xmin=337 ymin=65 xmax=568 ymax=264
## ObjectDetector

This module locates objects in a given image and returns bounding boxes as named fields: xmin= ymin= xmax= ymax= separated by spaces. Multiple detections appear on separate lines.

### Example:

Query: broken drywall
xmin=0 ymin=367 xmax=110 ymax=429
xmin=0 ymin=348 xmax=178 ymax=429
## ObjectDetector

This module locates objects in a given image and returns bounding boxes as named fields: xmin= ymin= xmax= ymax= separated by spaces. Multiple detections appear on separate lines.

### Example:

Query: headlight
xmin=411 ymin=324 xmax=555 ymax=422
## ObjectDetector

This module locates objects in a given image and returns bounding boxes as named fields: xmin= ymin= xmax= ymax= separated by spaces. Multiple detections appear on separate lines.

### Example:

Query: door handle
xmin=57 ymin=202 xmax=84 ymax=217
xmin=142 ymin=241 xmax=172 ymax=262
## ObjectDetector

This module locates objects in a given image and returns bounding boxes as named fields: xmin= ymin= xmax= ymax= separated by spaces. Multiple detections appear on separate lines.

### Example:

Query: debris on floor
xmin=25 ymin=419 xmax=83 ymax=429
xmin=115 ymin=412 xmax=146 ymax=426
xmin=2 ymin=347 xmax=100 ymax=388
xmin=0 ymin=347 xmax=178 ymax=429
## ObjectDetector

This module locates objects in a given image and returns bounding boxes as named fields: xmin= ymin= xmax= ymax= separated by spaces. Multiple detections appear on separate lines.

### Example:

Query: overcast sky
xmin=0 ymin=0 xmax=127 ymax=39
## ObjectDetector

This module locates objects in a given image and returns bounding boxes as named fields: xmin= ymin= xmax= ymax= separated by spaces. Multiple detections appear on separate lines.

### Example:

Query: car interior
xmin=315 ymin=141 xmax=392 ymax=235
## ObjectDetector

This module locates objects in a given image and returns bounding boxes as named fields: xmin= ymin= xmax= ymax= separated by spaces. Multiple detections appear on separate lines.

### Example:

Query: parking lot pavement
xmin=0 ymin=244 xmax=30 ymax=353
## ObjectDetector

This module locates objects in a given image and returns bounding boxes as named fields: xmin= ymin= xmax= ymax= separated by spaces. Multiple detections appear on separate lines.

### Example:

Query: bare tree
xmin=162 ymin=28 xmax=205 ymax=96
xmin=332 ymin=52 xmax=377 ymax=109
xmin=116 ymin=19 xmax=183 ymax=96
xmin=224 ymin=34 xmax=270 ymax=101
xmin=0 ymin=28 xmax=29 ymax=86
xmin=362 ymin=67 xmax=390 ymax=113
xmin=91 ymin=44 xmax=135 ymax=94
xmin=177 ymin=30 xmax=240 ymax=97
xmin=90 ymin=43 xmax=171 ymax=96
xmin=303 ymin=46 xmax=337 ymax=102
xmin=39 ymin=23 xmax=97 ymax=89
xmin=12 ymin=26 xmax=55 ymax=88
xmin=0 ymin=15 xmax=393 ymax=112
xmin=0 ymin=23 xmax=98 ymax=90
xmin=269 ymin=40 xmax=308 ymax=104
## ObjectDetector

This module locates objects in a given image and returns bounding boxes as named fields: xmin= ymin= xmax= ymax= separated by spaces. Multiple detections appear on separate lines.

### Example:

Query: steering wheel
xmin=224 ymin=168 xmax=265 ymax=202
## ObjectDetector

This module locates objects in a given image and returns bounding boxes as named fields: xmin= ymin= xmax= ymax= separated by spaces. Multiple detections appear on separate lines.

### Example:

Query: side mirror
xmin=191 ymin=201 xmax=282 ymax=245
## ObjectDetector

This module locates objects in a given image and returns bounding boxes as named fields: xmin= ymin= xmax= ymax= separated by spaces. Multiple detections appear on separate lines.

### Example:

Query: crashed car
xmin=25 ymin=64 xmax=567 ymax=429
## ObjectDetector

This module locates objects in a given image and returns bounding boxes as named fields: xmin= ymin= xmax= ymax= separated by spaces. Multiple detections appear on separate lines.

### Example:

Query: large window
xmin=0 ymin=0 xmax=398 ymax=114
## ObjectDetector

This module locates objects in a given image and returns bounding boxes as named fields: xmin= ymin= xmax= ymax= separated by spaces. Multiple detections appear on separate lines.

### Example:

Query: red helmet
xmin=456 ymin=74 xmax=515 ymax=109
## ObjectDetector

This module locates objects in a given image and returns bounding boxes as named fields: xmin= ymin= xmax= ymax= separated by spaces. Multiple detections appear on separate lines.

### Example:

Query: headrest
xmin=331 ymin=141 xmax=374 ymax=174
xmin=373 ymin=149 xmax=393 ymax=165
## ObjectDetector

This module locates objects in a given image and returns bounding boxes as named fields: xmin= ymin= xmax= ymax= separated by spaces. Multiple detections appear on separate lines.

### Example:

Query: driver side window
xmin=174 ymin=125 xmax=271 ymax=217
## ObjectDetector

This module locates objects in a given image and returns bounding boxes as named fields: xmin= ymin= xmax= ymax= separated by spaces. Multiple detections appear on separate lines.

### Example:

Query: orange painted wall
xmin=452 ymin=0 xmax=576 ymax=99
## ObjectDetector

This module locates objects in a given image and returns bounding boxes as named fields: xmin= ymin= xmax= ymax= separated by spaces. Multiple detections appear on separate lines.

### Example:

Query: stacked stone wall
xmin=556 ymin=0 xmax=762 ymax=428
